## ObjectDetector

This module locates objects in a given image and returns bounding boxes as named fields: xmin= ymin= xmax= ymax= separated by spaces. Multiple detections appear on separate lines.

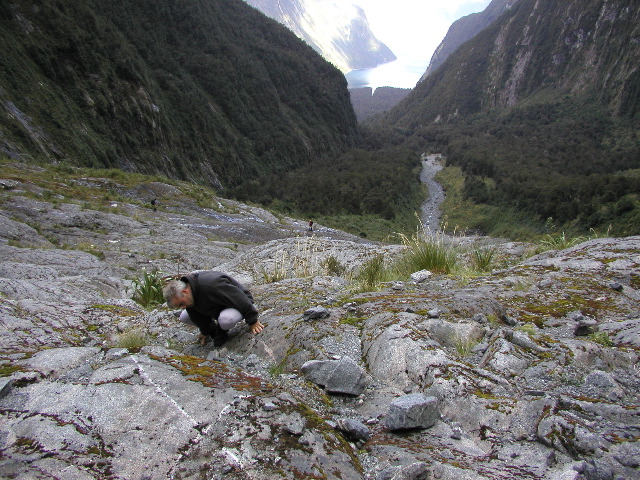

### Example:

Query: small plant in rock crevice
xmin=339 ymin=314 xmax=363 ymax=327
xmin=0 ymin=363 xmax=22 ymax=377
xmin=454 ymin=334 xmax=478 ymax=359
xmin=470 ymin=244 xmax=498 ymax=272
xmin=588 ymin=331 xmax=614 ymax=347
xmin=517 ymin=323 xmax=537 ymax=335
xmin=349 ymin=255 xmax=389 ymax=293
xmin=115 ymin=328 xmax=149 ymax=351
xmin=77 ymin=241 xmax=106 ymax=260
xmin=131 ymin=269 xmax=165 ymax=307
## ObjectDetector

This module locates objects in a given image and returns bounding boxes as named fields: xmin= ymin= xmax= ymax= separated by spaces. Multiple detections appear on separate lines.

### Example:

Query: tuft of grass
xmin=131 ymin=269 xmax=165 ymax=307
xmin=257 ymin=237 xmax=326 ymax=283
xmin=534 ymin=227 xmax=613 ymax=254
xmin=349 ymin=255 xmax=390 ymax=293
xmin=115 ymin=328 xmax=149 ymax=351
xmin=268 ymin=346 xmax=301 ymax=376
xmin=0 ymin=363 xmax=22 ymax=377
xmin=322 ymin=255 xmax=345 ymax=276
xmin=454 ymin=333 xmax=478 ymax=359
xmin=393 ymin=227 xmax=458 ymax=276
xmin=259 ymin=249 xmax=289 ymax=283
xmin=339 ymin=314 xmax=362 ymax=327
xmin=537 ymin=232 xmax=588 ymax=251
xmin=77 ymin=241 xmax=106 ymax=260
xmin=470 ymin=244 xmax=498 ymax=272
xmin=516 ymin=323 xmax=537 ymax=335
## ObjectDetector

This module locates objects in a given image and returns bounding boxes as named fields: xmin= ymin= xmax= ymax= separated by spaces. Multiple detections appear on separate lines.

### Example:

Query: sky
xmin=356 ymin=0 xmax=493 ymax=61
xmin=346 ymin=0 xmax=493 ymax=88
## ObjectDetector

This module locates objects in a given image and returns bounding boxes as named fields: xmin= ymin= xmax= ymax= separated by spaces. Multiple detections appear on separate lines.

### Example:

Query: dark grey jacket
xmin=181 ymin=271 xmax=258 ymax=337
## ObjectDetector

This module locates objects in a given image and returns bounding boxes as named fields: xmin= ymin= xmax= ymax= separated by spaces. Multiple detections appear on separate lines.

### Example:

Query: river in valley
xmin=419 ymin=153 xmax=445 ymax=231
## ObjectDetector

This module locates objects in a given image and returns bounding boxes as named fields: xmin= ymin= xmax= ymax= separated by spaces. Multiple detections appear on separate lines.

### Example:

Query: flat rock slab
xmin=0 ymin=347 xmax=362 ymax=480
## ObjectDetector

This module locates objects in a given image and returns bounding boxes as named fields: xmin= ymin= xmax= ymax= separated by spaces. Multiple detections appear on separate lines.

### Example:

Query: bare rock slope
xmin=0 ymin=163 xmax=639 ymax=480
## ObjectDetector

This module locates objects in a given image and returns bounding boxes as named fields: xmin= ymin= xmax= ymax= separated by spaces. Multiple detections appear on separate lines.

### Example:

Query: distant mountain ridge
xmin=349 ymin=87 xmax=410 ymax=121
xmin=243 ymin=0 xmax=396 ymax=73
xmin=420 ymin=0 xmax=518 ymax=81
xmin=379 ymin=0 xmax=640 ymax=126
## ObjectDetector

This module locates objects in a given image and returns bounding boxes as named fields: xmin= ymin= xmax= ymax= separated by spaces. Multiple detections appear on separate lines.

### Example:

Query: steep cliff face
xmin=0 ymin=0 xmax=358 ymax=190
xmin=420 ymin=0 xmax=518 ymax=81
xmin=244 ymin=0 xmax=396 ymax=73
xmin=382 ymin=0 xmax=640 ymax=126
xmin=484 ymin=0 xmax=639 ymax=115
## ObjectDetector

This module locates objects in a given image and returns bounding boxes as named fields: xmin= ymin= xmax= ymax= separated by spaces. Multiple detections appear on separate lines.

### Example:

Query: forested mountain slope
xmin=368 ymin=0 xmax=640 ymax=236
xmin=0 ymin=0 xmax=358 ymax=190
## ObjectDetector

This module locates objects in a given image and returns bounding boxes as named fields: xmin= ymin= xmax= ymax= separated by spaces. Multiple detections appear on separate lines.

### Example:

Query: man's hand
xmin=250 ymin=321 xmax=264 ymax=335
xmin=198 ymin=333 xmax=208 ymax=345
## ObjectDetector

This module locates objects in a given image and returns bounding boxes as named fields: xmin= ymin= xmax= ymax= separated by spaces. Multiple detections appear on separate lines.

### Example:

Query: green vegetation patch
xmin=130 ymin=270 xmax=165 ymax=307
xmin=167 ymin=354 xmax=270 ymax=392
xmin=268 ymin=346 xmax=302 ymax=377
xmin=513 ymin=289 xmax=618 ymax=328
xmin=0 ymin=362 xmax=22 ymax=377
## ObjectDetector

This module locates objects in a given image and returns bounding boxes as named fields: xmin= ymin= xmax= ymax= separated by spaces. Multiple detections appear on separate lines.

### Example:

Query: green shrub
xmin=322 ymin=255 xmax=345 ymax=276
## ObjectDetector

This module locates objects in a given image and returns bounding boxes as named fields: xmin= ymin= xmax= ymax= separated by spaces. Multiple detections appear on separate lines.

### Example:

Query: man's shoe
xmin=213 ymin=329 xmax=228 ymax=347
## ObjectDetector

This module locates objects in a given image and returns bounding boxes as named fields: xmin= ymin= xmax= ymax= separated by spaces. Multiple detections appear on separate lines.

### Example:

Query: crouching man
xmin=163 ymin=270 xmax=264 ymax=347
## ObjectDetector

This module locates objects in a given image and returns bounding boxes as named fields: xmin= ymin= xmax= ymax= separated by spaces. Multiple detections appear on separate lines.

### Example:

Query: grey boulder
xmin=301 ymin=356 xmax=369 ymax=395
xmin=384 ymin=394 xmax=439 ymax=431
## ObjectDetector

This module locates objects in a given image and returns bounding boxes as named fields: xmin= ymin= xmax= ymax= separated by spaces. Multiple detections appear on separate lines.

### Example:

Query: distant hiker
xmin=151 ymin=198 xmax=157 ymax=211
xmin=163 ymin=271 xmax=264 ymax=347
xmin=308 ymin=220 xmax=314 ymax=231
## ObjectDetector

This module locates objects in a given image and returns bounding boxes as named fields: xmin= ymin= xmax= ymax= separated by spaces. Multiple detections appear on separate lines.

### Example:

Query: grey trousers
xmin=178 ymin=308 xmax=244 ymax=331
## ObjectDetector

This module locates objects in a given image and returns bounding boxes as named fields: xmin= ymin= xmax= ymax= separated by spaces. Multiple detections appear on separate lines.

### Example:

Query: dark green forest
xmin=404 ymin=99 xmax=640 ymax=236
xmin=233 ymin=145 xmax=422 ymax=221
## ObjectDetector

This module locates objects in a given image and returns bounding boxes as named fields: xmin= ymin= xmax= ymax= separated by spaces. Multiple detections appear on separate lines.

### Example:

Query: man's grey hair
xmin=163 ymin=279 xmax=188 ymax=306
